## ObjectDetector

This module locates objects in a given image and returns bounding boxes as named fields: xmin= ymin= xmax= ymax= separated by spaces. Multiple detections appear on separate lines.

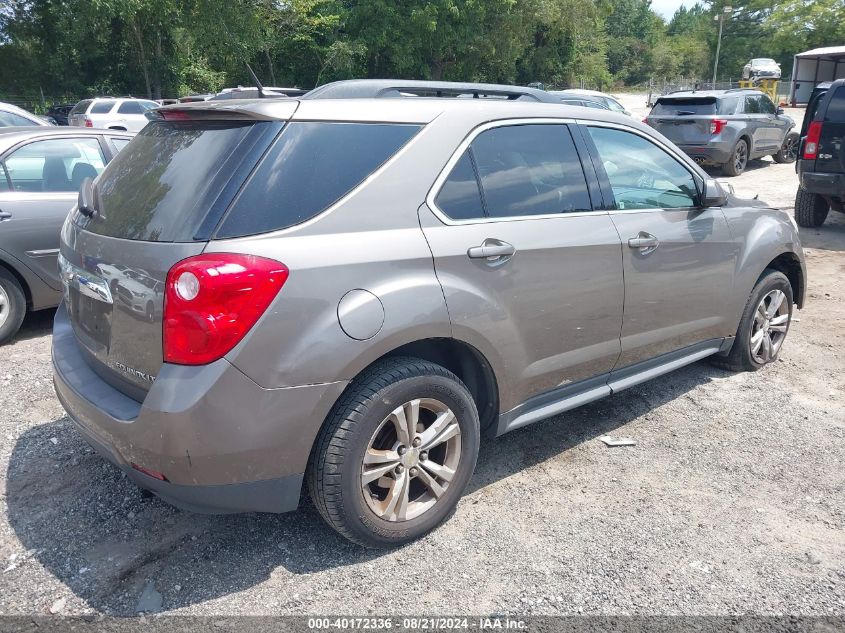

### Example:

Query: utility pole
xmin=712 ymin=6 xmax=732 ymax=87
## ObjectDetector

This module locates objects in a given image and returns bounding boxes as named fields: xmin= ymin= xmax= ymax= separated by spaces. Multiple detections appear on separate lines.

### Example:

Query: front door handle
xmin=467 ymin=239 xmax=516 ymax=261
xmin=0 ymin=211 xmax=11 ymax=221
xmin=628 ymin=232 xmax=659 ymax=254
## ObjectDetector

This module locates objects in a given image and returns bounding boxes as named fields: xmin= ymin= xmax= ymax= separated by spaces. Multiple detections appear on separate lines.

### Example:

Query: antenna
xmin=245 ymin=63 xmax=266 ymax=99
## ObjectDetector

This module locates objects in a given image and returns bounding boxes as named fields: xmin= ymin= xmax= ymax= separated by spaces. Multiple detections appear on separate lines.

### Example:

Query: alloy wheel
xmin=361 ymin=398 xmax=462 ymax=522
xmin=750 ymin=289 xmax=789 ymax=364
xmin=734 ymin=142 xmax=748 ymax=173
xmin=0 ymin=284 xmax=9 ymax=329
xmin=782 ymin=136 xmax=798 ymax=162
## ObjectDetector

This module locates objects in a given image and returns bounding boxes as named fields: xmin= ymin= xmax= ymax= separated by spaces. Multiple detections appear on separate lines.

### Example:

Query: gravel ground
xmin=0 ymin=95 xmax=843 ymax=617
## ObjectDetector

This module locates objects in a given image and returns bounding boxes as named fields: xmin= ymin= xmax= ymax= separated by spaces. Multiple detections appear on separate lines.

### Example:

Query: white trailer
xmin=789 ymin=46 xmax=845 ymax=106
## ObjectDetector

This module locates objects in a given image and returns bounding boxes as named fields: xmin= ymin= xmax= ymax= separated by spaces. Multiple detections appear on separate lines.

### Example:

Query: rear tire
xmin=710 ymin=270 xmax=792 ymax=372
xmin=308 ymin=357 xmax=480 ymax=548
xmin=773 ymin=132 xmax=799 ymax=164
xmin=722 ymin=138 xmax=749 ymax=176
xmin=0 ymin=267 xmax=27 ymax=345
xmin=794 ymin=187 xmax=829 ymax=227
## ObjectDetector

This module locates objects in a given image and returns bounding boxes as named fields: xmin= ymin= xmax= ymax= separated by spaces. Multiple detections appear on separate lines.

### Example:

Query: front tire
xmin=794 ymin=187 xmax=829 ymax=227
xmin=722 ymin=138 xmax=749 ymax=176
xmin=711 ymin=270 xmax=793 ymax=372
xmin=0 ymin=267 xmax=27 ymax=345
xmin=308 ymin=357 xmax=480 ymax=548
xmin=773 ymin=132 xmax=799 ymax=164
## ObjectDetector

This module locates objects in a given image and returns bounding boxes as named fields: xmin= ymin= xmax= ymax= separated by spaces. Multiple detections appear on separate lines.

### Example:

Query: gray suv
xmin=52 ymin=82 xmax=806 ymax=548
xmin=645 ymin=89 xmax=798 ymax=176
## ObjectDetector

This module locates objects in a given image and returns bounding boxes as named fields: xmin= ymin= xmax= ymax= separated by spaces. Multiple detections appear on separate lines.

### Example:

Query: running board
xmin=498 ymin=340 xmax=724 ymax=435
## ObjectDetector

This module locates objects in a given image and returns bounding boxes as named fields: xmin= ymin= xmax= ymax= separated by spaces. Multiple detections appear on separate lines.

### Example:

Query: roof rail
xmin=302 ymin=79 xmax=560 ymax=103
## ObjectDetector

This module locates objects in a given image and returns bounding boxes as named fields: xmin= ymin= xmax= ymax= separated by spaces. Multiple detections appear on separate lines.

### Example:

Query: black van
xmin=795 ymin=79 xmax=845 ymax=227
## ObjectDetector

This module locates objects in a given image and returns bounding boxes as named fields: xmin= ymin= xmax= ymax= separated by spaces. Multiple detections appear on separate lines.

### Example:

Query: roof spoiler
xmin=302 ymin=79 xmax=560 ymax=103
xmin=146 ymin=99 xmax=299 ymax=122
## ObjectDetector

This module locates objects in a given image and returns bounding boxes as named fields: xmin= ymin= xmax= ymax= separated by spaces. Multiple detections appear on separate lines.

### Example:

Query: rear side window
xmin=651 ymin=99 xmax=717 ymax=116
xmin=471 ymin=124 xmax=592 ymax=217
xmin=436 ymin=152 xmax=483 ymax=220
xmin=825 ymin=87 xmax=845 ymax=122
xmin=70 ymin=100 xmax=92 ymax=115
xmin=216 ymin=122 xmax=420 ymax=238
xmin=90 ymin=100 xmax=117 ymax=114
xmin=117 ymin=101 xmax=143 ymax=115
xmin=77 ymin=120 xmax=274 ymax=241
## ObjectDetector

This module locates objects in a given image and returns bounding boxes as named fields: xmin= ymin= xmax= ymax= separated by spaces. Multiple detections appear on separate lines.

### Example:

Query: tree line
xmin=0 ymin=0 xmax=842 ymax=105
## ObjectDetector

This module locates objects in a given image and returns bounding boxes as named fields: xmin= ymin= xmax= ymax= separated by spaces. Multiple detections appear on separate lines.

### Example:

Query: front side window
xmin=587 ymin=126 xmax=698 ymax=210
xmin=759 ymin=95 xmax=777 ymax=114
xmin=2 ymin=137 xmax=106 ymax=192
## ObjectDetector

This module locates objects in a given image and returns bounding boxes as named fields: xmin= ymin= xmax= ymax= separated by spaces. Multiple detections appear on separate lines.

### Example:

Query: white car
xmin=557 ymin=89 xmax=631 ymax=115
xmin=742 ymin=58 xmax=782 ymax=80
xmin=0 ymin=102 xmax=51 ymax=127
xmin=67 ymin=98 xmax=158 ymax=132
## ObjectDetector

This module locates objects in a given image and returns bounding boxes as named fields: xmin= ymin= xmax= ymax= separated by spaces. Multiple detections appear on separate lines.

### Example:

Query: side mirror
xmin=776 ymin=107 xmax=784 ymax=115
xmin=78 ymin=177 xmax=96 ymax=217
xmin=700 ymin=178 xmax=727 ymax=208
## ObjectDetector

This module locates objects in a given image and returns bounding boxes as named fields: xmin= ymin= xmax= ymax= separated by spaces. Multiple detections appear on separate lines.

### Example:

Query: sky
xmin=651 ymin=0 xmax=690 ymax=20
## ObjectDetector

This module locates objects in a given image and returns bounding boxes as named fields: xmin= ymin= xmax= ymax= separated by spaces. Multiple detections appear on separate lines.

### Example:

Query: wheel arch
xmin=0 ymin=256 xmax=33 ymax=309
xmin=763 ymin=252 xmax=805 ymax=309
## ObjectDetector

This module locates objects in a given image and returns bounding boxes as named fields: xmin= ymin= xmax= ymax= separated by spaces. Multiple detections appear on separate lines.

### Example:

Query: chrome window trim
xmin=425 ymin=117 xmax=610 ymax=226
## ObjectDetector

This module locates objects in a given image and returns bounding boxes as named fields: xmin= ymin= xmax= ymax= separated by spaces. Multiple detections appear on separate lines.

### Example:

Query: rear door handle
xmin=0 ymin=211 xmax=11 ymax=221
xmin=628 ymin=232 xmax=659 ymax=254
xmin=467 ymin=239 xmax=516 ymax=261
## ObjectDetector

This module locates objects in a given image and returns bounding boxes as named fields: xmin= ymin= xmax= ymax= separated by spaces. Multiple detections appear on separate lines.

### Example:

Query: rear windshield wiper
xmin=675 ymin=110 xmax=696 ymax=115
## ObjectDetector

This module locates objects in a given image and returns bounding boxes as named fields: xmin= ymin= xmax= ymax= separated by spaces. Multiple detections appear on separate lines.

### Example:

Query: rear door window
xmin=744 ymin=96 xmax=762 ymax=114
xmin=718 ymin=96 xmax=741 ymax=115
xmin=435 ymin=152 xmax=484 ymax=220
xmin=2 ymin=137 xmax=106 ymax=192
xmin=651 ymin=99 xmax=717 ymax=116
xmin=215 ymin=122 xmax=420 ymax=238
xmin=77 ymin=120 xmax=278 ymax=241
xmin=470 ymin=124 xmax=592 ymax=218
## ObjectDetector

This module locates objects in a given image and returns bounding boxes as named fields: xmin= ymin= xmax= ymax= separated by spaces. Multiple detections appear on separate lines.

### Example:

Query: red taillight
xmin=163 ymin=253 xmax=289 ymax=365
xmin=84 ymin=117 xmax=93 ymax=128
xmin=159 ymin=110 xmax=192 ymax=121
xmin=709 ymin=119 xmax=727 ymax=135
xmin=803 ymin=121 xmax=822 ymax=160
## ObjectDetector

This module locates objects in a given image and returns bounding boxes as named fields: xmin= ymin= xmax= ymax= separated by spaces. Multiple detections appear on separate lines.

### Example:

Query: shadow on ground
xmin=6 ymin=361 xmax=724 ymax=615
xmin=12 ymin=308 xmax=56 ymax=343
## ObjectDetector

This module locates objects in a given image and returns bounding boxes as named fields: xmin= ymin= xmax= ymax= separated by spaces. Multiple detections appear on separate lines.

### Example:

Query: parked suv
xmin=794 ymin=78 xmax=845 ymax=227
xmin=68 ymin=98 xmax=158 ymax=132
xmin=52 ymin=81 xmax=806 ymax=548
xmin=645 ymin=89 xmax=798 ymax=176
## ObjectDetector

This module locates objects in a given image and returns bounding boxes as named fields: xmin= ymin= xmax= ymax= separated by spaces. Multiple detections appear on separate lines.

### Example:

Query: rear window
xmin=215 ymin=122 xmax=420 ymax=238
xmin=90 ymin=100 xmax=117 ymax=114
xmin=76 ymin=120 xmax=276 ymax=241
xmin=651 ymin=98 xmax=717 ymax=116
xmin=825 ymin=86 xmax=845 ymax=122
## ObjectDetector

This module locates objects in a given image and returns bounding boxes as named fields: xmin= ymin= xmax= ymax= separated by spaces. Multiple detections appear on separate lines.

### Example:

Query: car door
xmin=580 ymin=123 xmax=737 ymax=370
xmin=758 ymin=94 xmax=791 ymax=149
xmin=743 ymin=95 xmax=771 ymax=154
xmin=419 ymin=120 xmax=624 ymax=414
xmin=0 ymin=136 xmax=107 ymax=288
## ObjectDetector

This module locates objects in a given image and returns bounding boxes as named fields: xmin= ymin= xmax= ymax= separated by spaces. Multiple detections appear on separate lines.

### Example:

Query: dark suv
xmin=645 ymin=89 xmax=798 ymax=176
xmin=794 ymin=79 xmax=845 ymax=227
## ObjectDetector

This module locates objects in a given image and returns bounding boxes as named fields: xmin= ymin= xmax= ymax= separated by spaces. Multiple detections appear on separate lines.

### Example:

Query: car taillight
xmin=803 ymin=121 xmax=822 ymax=160
xmin=709 ymin=119 xmax=727 ymax=135
xmin=163 ymin=253 xmax=289 ymax=365
xmin=84 ymin=117 xmax=93 ymax=128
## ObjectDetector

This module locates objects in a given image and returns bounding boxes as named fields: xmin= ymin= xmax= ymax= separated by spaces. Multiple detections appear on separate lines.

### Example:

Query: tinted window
xmin=70 ymin=100 xmax=92 ymax=115
xmin=436 ymin=152 xmax=483 ymax=220
xmin=0 ymin=110 xmax=37 ymax=127
xmin=78 ymin=121 xmax=268 ymax=241
xmin=651 ymin=99 xmax=716 ymax=115
xmin=825 ymin=87 xmax=845 ymax=122
xmin=759 ymin=95 xmax=777 ymax=114
xmin=744 ymin=96 xmax=762 ymax=114
xmin=90 ymin=100 xmax=117 ymax=114
xmin=2 ymin=138 xmax=105 ymax=192
xmin=0 ymin=164 xmax=8 ymax=192
xmin=110 ymin=137 xmax=132 ymax=152
xmin=588 ymin=127 xmax=697 ymax=210
xmin=470 ymin=124 xmax=592 ymax=217
xmin=117 ymin=101 xmax=143 ymax=115
xmin=217 ymin=122 xmax=420 ymax=238
xmin=718 ymin=96 xmax=741 ymax=115
xmin=606 ymin=98 xmax=626 ymax=113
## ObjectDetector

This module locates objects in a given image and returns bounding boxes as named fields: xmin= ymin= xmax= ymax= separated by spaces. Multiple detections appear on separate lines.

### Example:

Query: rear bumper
xmin=52 ymin=303 xmax=348 ymax=514
xmin=800 ymin=172 xmax=845 ymax=198
xmin=675 ymin=143 xmax=733 ymax=165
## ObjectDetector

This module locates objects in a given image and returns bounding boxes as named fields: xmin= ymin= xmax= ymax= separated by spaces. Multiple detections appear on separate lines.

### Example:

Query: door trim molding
xmin=496 ymin=338 xmax=727 ymax=436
